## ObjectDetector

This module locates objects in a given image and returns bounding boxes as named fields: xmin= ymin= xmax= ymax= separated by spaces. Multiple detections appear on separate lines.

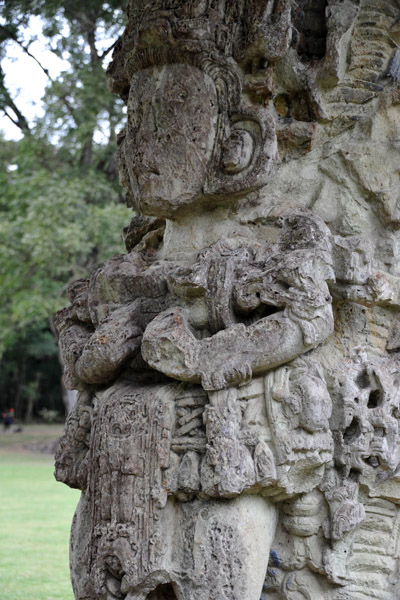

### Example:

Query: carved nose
xmin=131 ymin=144 xmax=160 ymax=176
xmin=133 ymin=164 xmax=160 ymax=178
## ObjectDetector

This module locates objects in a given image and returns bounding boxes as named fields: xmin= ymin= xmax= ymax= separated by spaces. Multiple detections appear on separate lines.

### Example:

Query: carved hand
xmin=200 ymin=359 xmax=252 ymax=391
xmin=74 ymin=302 xmax=143 ymax=384
xmin=334 ymin=271 xmax=400 ymax=308
xmin=140 ymin=306 xmax=201 ymax=383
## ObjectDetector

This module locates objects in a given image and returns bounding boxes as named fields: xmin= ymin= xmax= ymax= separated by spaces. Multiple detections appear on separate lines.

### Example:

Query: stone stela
xmin=54 ymin=1 xmax=400 ymax=599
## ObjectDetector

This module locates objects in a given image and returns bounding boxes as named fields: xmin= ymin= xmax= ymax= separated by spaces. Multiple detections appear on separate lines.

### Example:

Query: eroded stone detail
xmin=55 ymin=1 xmax=400 ymax=599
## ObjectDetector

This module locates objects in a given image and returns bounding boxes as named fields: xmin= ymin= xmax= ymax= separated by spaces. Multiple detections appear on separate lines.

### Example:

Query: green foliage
xmin=0 ymin=1 xmax=132 ymax=417
xmin=0 ymin=136 xmax=130 ymax=351
xmin=0 ymin=326 xmax=62 ymax=420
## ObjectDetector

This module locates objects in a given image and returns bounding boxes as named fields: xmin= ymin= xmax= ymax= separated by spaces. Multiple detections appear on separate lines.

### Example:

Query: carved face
xmin=125 ymin=64 xmax=219 ymax=217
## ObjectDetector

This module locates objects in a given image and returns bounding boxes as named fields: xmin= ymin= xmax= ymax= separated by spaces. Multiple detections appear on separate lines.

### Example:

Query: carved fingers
xmin=55 ymin=314 xmax=93 ymax=390
xmin=221 ymin=361 xmax=252 ymax=387
xmin=367 ymin=272 xmax=400 ymax=306
xmin=200 ymin=360 xmax=252 ymax=391
xmin=333 ymin=272 xmax=400 ymax=308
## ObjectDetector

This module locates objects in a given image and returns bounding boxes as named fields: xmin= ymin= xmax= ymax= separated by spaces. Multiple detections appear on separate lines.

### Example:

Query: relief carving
xmin=55 ymin=1 xmax=400 ymax=598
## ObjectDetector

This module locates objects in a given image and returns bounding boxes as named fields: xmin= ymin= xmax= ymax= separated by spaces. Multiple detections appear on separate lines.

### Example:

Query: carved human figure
xmin=55 ymin=2 xmax=400 ymax=599
xmin=56 ymin=59 xmax=334 ymax=599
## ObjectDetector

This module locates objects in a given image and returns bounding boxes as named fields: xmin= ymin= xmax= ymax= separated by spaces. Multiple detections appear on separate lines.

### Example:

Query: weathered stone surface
xmin=55 ymin=1 xmax=400 ymax=599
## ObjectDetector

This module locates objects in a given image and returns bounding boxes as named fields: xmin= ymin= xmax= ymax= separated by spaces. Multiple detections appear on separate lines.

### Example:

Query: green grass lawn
xmin=0 ymin=427 xmax=80 ymax=600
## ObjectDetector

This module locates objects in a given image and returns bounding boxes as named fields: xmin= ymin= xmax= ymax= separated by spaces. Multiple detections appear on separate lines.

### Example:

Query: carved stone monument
xmin=55 ymin=1 xmax=400 ymax=598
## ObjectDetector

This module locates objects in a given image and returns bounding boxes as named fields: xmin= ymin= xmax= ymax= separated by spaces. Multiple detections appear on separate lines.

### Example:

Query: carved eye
xmin=157 ymin=108 xmax=175 ymax=128
xmin=177 ymin=91 xmax=188 ymax=101
xmin=127 ymin=102 xmax=140 ymax=127
xmin=170 ymin=81 xmax=188 ymax=103
xmin=158 ymin=133 xmax=172 ymax=144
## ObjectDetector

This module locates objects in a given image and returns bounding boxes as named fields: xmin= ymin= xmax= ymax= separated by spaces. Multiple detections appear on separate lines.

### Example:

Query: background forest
xmin=0 ymin=0 xmax=131 ymax=421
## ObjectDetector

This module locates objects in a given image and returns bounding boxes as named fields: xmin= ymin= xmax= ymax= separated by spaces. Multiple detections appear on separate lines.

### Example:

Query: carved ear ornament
xmin=204 ymin=109 xmax=278 ymax=196
xmin=221 ymin=129 xmax=254 ymax=174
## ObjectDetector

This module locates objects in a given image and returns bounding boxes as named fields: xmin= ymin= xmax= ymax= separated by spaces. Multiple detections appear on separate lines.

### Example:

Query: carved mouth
xmin=133 ymin=163 xmax=160 ymax=174
xmin=137 ymin=171 xmax=160 ymax=187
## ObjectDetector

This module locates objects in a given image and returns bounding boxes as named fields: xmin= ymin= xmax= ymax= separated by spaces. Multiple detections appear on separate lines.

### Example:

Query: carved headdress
xmin=110 ymin=0 xmax=400 ymax=217
xmin=108 ymin=1 xmax=300 ymax=210
xmin=106 ymin=0 xmax=293 ymax=99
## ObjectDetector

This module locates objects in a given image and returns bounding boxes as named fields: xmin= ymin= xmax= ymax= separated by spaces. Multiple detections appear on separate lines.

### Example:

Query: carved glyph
xmin=55 ymin=1 xmax=400 ymax=599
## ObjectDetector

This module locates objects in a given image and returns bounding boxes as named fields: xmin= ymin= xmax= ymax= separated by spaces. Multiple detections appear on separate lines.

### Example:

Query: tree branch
xmin=0 ymin=91 xmax=30 ymax=134
xmin=0 ymin=25 xmax=54 ymax=82
xmin=3 ymin=108 xmax=19 ymax=127
xmin=99 ymin=39 xmax=119 ymax=61
xmin=74 ymin=12 xmax=100 ymax=63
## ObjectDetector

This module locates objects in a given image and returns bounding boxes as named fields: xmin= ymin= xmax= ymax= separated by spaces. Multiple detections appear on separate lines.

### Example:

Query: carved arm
xmin=141 ymin=302 xmax=333 ymax=391
xmin=56 ymin=301 xmax=143 ymax=389
xmin=142 ymin=235 xmax=334 ymax=390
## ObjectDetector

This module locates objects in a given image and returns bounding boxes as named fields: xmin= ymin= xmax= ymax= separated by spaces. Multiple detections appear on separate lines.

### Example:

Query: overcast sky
xmin=0 ymin=16 xmax=71 ymax=140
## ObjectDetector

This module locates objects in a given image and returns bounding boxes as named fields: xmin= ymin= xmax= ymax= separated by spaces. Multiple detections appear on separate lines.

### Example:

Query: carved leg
xmin=69 ymin=494 xmax=95 ymax=600
xmin=124 ymin=496 xmax=277 ymax=600
xmin=175 ymin=496 xmax=278 ymax=600
xmin=71 ymin=493 xmax=277 ymax=600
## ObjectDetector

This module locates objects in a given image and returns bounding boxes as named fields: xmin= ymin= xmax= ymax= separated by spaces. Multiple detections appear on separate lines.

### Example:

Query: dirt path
xmin=0 ymin=423 xmax=64 ymax=455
